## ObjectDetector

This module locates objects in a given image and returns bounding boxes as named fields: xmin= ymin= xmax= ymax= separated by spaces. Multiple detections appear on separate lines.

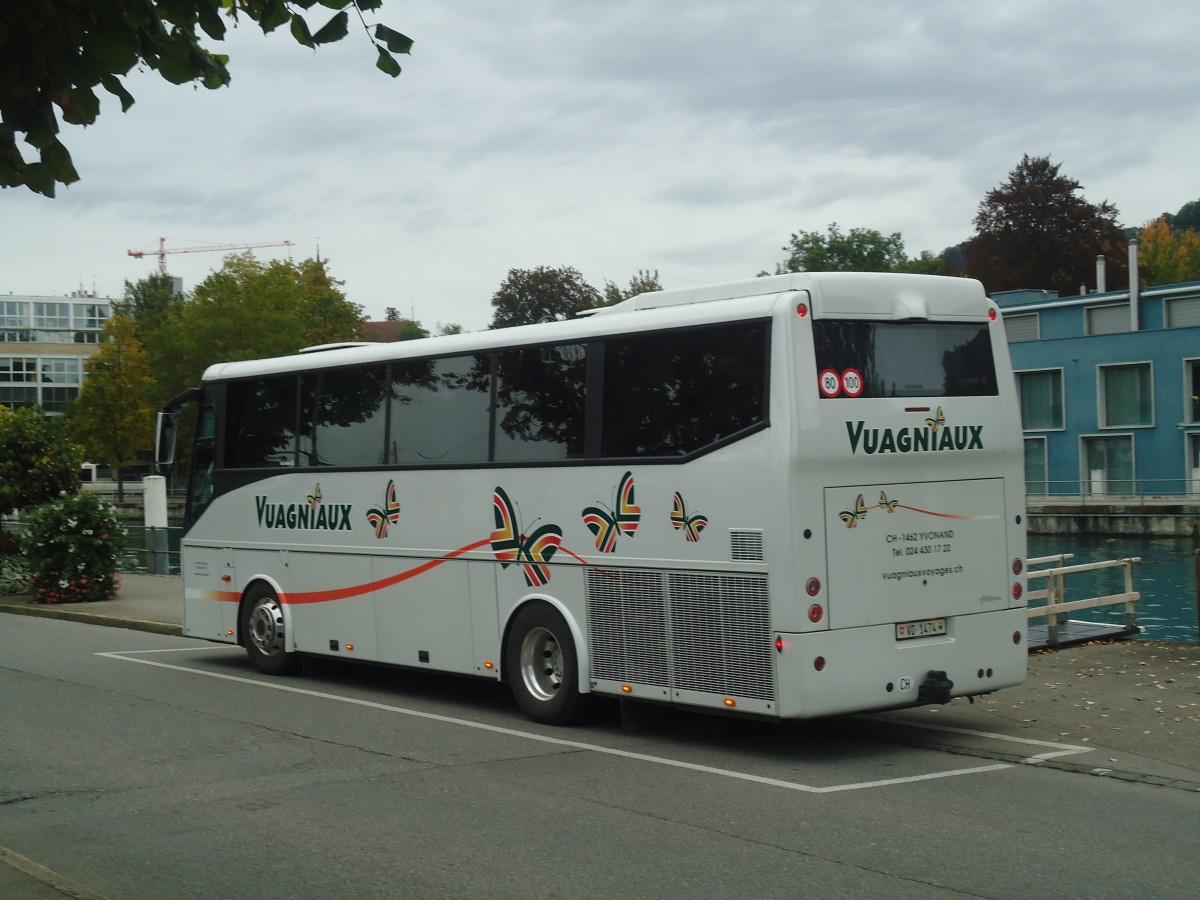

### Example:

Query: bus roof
xmin=198 ymin=272 xmax=989 ymax=383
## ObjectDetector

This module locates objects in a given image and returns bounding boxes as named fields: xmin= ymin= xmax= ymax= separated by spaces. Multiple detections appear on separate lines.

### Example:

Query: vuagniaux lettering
xmin=845 ymin=420 xmax=983 ymax=455
xmin=255 ymin=495 xmax=353 ymax=531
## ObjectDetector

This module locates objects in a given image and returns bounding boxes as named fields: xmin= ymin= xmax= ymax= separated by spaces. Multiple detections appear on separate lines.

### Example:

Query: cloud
xmin=3 ymin=1 xmax=1199 ymax=331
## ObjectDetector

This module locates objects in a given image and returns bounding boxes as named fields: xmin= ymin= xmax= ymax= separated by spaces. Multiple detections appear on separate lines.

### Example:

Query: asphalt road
xmin=2 ymin=615 xmax=1198 ymax=899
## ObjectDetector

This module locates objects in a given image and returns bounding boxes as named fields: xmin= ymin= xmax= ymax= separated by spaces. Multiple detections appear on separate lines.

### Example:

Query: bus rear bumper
xmin=775 ymin=607 xmax=1027 ymax=719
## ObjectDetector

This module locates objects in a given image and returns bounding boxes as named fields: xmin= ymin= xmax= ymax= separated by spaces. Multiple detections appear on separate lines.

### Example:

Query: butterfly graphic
xmin=670 ymin=492 xmax=708 ymax=542
xmin=582 ymin=471 xmax=641 ymax=553
xmin=839 ymin=494 xmax=869 ymax=528
xmin=491 ymin=486 xmax=563 ymax=587
xmin=366 ymin=479 xmax=401 ymax=539
xmin=878 ymin=491 xmax=898 ymax=513
xmin=307 ymin=484 xmax=322 ymax=510
xmin=925 ymin=406 xmax=946 ymax=432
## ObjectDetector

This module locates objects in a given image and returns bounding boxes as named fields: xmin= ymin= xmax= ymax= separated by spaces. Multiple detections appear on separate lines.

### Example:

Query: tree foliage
xmin=603 ymin=269 xmax=662 ymax=306
xmin=67 ymin=314 xmax=155 ymax=497
xmin=0 ymin=1 xmax=412 ymax=196
xmin=964 ymin=155 xmax=1129 ymax=296
xmin=149 ymin=253 xmax=363 ymax=406
xmin=114 ymin=272 xmax=183 ymax=346
xmin=489 ymin=266 xmax=604 ymax=329
xmin=0 ymin=406 xmax=82 ymax=518
xmin=1138 ymin=217 xmax=1200 ymax=286
xmin=774 ymin=223 xmax=908 ymax=274
xmin=1164 ymin=199 xmax=1200 ymax=233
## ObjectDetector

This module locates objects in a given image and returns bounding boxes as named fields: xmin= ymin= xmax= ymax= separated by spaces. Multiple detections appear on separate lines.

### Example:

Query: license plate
xmin=896 ymin=618 xmax=947 ymax=640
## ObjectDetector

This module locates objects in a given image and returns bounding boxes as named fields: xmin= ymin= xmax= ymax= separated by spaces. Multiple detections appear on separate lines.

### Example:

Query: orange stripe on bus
xmin=278 ymin=539 xmax=492 ymax=605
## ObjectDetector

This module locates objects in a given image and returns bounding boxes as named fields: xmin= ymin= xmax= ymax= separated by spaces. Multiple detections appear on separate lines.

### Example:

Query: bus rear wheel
xmin=241 ymin=584 xmax=300 ymax=676
xmin=506 ymin=603 xmax=587 ymax=725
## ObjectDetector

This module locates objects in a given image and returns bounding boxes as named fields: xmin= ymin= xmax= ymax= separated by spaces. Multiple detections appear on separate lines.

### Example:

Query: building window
xmin=1186 ymin=359 xmax=1200 ymax=424
xmin=1099 ymin=363 xmax=1152 ymax=427
xmin=1024 ymin=437 xmax=1048 ymax=495
xmin=1083 ymin=435 xmax=1134 ymax=495
xmin=0 ymin=301 xmax=30 ymax=327
xmin=1004 ymin=313 xmax=1040 ymax=342
xmin=1086 ymin=304 xmax=1131 ymax=336
xmin=0 ymin=357 xmax=39 ymax=409
xmin=1017 ymin=369 xmax=1064 ymax=430
xmin=1166 ymin=295 xmax=1200 ymax=329
xmin=33 ymin=302 xmax=70 ymax=329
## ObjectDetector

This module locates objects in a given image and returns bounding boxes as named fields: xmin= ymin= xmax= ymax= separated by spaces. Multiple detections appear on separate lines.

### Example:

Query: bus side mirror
xmin=156 ymin=411 xmax=178 ymax=466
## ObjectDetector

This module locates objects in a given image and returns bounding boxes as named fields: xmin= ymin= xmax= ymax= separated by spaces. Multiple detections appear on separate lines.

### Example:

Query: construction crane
xmin=127 ymin=237 xmax=295 ymax=274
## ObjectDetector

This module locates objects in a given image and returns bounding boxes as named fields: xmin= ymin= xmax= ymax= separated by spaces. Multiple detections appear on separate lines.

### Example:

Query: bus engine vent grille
xmin=667 ymin=573 xmax=773 ymax=701
xmin=586 ymin=569 xmax=774 ymax=703
xmin=586 ymin=569 xmax=669 ymax=687
xmin=729 ymin=530 xmax=765 ymax=562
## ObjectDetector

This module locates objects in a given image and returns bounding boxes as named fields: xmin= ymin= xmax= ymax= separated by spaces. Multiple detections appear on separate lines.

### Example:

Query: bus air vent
xmin=730 ymin=530 xmax=765 ymax=562
xmin=585 ymin=569 xmax=774 ymax=703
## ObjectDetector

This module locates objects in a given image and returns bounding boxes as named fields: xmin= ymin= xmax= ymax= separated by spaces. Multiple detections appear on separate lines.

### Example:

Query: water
xmin=122 ymin=527 xmax=1200 ymax=644
xmin=1028 ymin=534 xmax=1200 ymax=644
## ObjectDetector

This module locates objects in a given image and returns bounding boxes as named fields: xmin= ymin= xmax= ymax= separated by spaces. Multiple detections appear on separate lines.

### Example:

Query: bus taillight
xmin=723 ymin=698 xmax=737 ymax=708
xmin=1012 ymin=558 xmax=1023 ymax=575
xmin=775 ymin=636 xmax=785 ymax=652
xmin=806 ymin=577 xmax=821 ymax=597
xmin=808 ymin=604 xmax=823 ymax=624
xmin=989 ymin=308 xmax=997 ymax=321
xmin=796 ymin=302 xmax=809 ymax=318
xmin=1012 ymin=582 xmax=1023 ymax=600
xmin=813 ymin=656 xmax=826 ymax=672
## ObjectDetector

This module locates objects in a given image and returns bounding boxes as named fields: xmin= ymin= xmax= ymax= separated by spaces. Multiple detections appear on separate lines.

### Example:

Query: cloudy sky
xmin=4 ymin=1 xmax=1199 ymax=331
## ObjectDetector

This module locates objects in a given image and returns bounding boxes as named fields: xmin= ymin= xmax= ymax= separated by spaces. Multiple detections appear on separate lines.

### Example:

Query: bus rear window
xmin=813 ymin=320 xmax=997 ymax=398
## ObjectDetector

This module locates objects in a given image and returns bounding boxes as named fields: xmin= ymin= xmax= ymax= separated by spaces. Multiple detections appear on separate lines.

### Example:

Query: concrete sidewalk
xmin=2 ymin=575 xmax=1197 ymax=784
xmin=0 ymin=573 xmax=182 ymax=635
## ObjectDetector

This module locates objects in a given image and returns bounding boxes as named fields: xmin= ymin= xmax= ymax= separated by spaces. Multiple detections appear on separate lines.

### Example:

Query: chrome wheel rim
xmin=519 ymin=626 xmax=563 ymax=702
xmin=248 ymin=597 xmax=286 ymax=657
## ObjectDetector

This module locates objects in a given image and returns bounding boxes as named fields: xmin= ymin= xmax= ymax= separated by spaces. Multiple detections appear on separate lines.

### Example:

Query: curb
xmin=0 ymin=602 xmax=181 ymax=637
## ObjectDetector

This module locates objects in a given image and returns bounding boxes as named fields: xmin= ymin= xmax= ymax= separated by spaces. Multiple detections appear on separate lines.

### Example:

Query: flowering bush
xmin=24 ymin=492 xmax=126 ymax=604
xmin=0 ymin=531 xmax=30 ymax=595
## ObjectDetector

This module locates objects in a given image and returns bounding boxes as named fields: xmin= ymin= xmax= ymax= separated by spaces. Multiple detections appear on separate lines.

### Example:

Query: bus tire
xmin=506 ymin=602 xmax=587 ymax=725
xmin=241 ymin=584 xmax=300 ymax=676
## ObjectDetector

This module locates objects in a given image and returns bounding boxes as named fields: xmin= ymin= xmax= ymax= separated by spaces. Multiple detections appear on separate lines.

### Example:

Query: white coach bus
xmin=156 ymin=272 xmax=1028 ymax=724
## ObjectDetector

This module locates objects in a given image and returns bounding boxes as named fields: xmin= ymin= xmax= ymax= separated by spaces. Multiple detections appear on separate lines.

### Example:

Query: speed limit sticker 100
xmin=841 ymin=368 xmax=864 ymax=397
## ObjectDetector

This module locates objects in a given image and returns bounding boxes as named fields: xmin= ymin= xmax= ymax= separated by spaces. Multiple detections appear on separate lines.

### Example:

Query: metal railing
xmin=1025 ymin=477 xmax=1200 ymax=504
xmin=1025 ymin=553 xmax=1141 ymax=647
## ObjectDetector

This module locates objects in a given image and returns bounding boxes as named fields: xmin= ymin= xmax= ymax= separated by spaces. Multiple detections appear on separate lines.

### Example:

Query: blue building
xmin=996 ymin=266 xmax=1200 ymax=499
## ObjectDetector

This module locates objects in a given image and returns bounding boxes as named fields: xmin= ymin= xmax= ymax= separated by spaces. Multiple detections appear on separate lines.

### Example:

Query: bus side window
xmin=226 ymin=376 xmax=300 ymax=467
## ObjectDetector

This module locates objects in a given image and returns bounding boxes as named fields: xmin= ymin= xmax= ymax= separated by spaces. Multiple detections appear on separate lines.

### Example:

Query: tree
xmin=114 ymin=272 xmax=184 ymax=346
xmin=0 ymin=406 xmax=82 ymax=519
xmin=67 ymin=314 xmax=154 ymax=500
xmin=893 ymin=250 xmax=959 ymax=277
xmin=964 ymin=155 xmax=1129 ymax=296
xmin=774 ymin=223 xmax=908 ymax=274
xmin=437 ymin=322 xmax=464 ymax=336
xmin=603 ymin=269 xmax=662 ymax=306
xmin=489 ymin=266 xmax=603 ymax=329
xmin=0 ymin=1 xmax=412 ymax=197
xmin=392 ymin=320 xmax=430 ymax=341
xmin=384 ymin=307 xmax=401 ymax=322
xmin=149 ymin=253 xmax=363 ymax=406
xmin=1138 ymin=217 xmax=1200 ymax=286
xmin=1165 ymin=199 xmax=1200 ymax=233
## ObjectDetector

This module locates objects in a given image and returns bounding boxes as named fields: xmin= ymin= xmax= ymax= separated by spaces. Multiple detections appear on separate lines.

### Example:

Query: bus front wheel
xmin=506 ymin=603 xmax=587 ymax=725
xmin=241 ymin=584 xmax=300 ymax=676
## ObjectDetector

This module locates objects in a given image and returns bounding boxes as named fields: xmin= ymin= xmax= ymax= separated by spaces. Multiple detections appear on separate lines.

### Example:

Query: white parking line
xmin=97 ymin=647 xmax=1087 ymax=794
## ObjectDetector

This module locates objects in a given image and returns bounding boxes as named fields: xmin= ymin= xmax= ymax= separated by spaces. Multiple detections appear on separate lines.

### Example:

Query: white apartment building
xmin=0 ymin=292 xmax=111 ymax=413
